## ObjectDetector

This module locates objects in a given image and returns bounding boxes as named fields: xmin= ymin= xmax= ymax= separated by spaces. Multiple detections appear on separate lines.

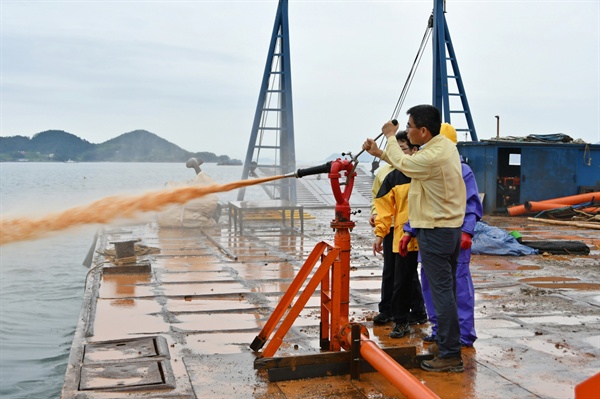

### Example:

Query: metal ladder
xmin=432 ymin=0 xmax=478 ymax=141
xmin=238 ymin=0 xmax=297 ymax=202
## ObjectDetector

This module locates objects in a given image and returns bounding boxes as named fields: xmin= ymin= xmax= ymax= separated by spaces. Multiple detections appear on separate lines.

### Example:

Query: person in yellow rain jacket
xmin=369 ymin=160 xmax=395 ymax=325
xmin=371 ymin=130 xmax=427 ymax=338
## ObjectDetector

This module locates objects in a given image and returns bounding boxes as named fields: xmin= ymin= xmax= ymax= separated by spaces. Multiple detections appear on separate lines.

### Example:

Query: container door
xmin=520 ymin=147 xmax=578 ymax=202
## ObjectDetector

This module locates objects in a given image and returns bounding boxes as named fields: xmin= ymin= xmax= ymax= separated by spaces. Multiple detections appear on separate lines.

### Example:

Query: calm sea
xmin=0 ymin=162 xmax=263 ymax=399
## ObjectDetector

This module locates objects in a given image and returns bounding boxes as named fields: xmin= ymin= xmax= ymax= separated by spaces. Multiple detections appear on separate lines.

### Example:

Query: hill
xmin=0 ymin=130 xmax=240 ymax=163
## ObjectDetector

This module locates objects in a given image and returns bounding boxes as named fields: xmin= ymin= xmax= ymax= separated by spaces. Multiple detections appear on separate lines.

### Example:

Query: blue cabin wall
xmin=457 ymin=142 xmax=600 ymax=214
xmin=576 ymin=145 xmax=600 ymax=190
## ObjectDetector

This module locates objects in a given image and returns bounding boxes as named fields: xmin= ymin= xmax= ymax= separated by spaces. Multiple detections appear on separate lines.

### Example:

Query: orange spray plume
xmin=1 ymin=175 xmax=285 ymax=245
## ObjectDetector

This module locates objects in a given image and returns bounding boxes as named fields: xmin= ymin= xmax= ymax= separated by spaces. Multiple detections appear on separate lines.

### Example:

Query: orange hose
xmin=507 ymin=204 xmax=527 ymax=216
xmin=360 ymin=337 xmax=440 ymax=399
xmin=508 ymin=192 xmax=600 ymax=216
xmin=575 ymin=372 xmax=600 ymax=399
xmin=539 ymin=192 xmax=600 ymax=205
xmin=524 ymin=202 xmax=570 ymax=211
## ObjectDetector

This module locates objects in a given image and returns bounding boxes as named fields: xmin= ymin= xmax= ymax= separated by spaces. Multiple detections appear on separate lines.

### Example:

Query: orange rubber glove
xmin=399 ymin=234 xmax=411 ymax=257
xmin=460 ymin=232 xmax=472 ymax=250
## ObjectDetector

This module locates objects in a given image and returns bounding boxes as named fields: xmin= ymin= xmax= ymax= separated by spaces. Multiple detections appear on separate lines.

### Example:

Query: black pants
xmin=379 ymin=227 xmax=425 ymax=319
xmin=391 ymin=250 xmax=422 ymax=323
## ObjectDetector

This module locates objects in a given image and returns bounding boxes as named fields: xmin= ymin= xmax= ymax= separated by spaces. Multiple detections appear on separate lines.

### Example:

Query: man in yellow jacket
xmin=363 ymin=104 xmax=466 ymax=372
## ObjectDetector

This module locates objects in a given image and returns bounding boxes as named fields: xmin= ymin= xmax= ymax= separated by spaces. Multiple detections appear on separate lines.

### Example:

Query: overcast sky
xmin=1 ymin=0 xmax=598 ymax=163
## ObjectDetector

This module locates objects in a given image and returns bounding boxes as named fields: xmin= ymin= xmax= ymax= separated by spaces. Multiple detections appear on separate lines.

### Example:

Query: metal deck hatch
xmin=79 ymin=336 xmax=175 ymax=392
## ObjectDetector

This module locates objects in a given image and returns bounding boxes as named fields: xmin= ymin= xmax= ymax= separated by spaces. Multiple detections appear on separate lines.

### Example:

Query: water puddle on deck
xmin=516 ymin=337 xmax=580 ymax=357
xmin=519 ymin=276 xmax=600 ymax=290
xmin=100 ymin=273 xmax=151 ymax=301
xmin=476 ymin=318 xmax=533 ymax=339
xmin=518 ymin=314 xmax=599 ymax=326
xmin=473 ymin=257 xmax=539 ymax=271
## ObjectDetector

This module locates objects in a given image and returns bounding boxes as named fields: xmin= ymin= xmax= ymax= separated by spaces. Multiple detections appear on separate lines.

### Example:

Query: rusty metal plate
xmin=83 ymin=336 xmax=166 ymax=363
xmin=102 ymin=260 xmax=152 ymax=275
xmin=79 ymin=361 xmax=165 ymax=390
xmin=79 ymin=336 xmax=174 ymax=391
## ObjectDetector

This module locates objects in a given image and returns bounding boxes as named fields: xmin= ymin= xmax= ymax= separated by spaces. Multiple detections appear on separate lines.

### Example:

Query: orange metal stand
xmin=250 ymin=159 xmax=356 ymax=356
xmin=575 ymin=372 xmax=600 ymax=399
xmin=249 ymin=241 xmax=340 ymax=357
xmin=250 ymin=159 xmax=440 ymax=399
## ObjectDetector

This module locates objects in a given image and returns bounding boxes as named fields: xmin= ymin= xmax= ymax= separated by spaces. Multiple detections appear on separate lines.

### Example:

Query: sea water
xmin=0 ymin=162 xmax=263 ymax=399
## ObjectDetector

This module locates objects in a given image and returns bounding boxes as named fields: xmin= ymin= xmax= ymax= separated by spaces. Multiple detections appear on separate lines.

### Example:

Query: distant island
xmin=0 ymin=129 xmax=242 ymax=164
xmin=217 ymin=159 xmax=243 ymax=165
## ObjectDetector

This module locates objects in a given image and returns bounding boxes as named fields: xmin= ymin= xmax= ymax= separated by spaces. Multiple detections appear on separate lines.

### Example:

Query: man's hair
xmin=395 ymin=130 xmax=418 ymax=150
xmin=406 ymin=104 xmax=442 ymax=136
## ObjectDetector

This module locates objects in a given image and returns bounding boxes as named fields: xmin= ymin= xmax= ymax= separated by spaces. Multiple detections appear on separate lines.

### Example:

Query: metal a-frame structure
xmin=237 ymin=0 xmax=297 ymax=202
xmin=432 ymin=0 xmax=478 ymax=141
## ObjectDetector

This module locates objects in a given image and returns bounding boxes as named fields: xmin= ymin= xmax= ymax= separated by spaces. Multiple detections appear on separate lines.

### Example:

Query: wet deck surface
xmin=62 ymin=211 xmax=600 ymax=399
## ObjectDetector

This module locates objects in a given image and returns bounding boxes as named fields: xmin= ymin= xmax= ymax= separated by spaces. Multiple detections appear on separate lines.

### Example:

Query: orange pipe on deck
xmin=359 ymin=336 xmax=440 ymax=399
xmin=524 ymin=201 xmax=570 ymax=211
xmin=507 ymin=204 xmax=527 ymax=216
xmin=575 ymin=372 xmax=600 ymax=399
xmin=508 ymin=191 xmax=600 ymax=216
xmin=539 ymin=192 xmax=599 ymax=205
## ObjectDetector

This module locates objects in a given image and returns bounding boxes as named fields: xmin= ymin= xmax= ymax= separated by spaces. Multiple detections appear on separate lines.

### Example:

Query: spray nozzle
xmin=285 ymin=162 xmax=332 ymax=179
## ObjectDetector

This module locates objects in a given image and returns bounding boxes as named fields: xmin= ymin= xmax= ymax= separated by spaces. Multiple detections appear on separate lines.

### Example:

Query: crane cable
xmin=372 ymin=14 xmax=434 ymax=170
xmin=391 ymin=14 xmax=433 ymax=121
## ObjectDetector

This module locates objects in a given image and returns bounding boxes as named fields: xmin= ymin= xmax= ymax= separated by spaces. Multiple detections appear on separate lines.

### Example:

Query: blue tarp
xmin=472 ymin=222 xmax=539 ymax=256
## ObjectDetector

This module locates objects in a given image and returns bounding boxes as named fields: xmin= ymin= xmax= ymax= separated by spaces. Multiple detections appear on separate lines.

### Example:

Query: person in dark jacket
xmin=371 ymin=131 xmax=427 ymax=338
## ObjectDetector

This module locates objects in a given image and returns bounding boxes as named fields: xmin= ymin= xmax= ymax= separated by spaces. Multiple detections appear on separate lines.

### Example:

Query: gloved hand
xmin=460 ymin=232 xmax=472 ymax=250
xmin=399 ymin=234 xmax=411 ymax=257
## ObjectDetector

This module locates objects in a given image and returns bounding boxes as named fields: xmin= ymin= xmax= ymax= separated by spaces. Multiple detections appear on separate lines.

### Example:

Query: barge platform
xmin=61 ymin=205 xmax=600 ymax=398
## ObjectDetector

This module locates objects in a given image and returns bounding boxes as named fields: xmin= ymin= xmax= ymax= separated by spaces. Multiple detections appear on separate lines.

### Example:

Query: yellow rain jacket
xmin=373 ymin=168 xmax=419 ymax=253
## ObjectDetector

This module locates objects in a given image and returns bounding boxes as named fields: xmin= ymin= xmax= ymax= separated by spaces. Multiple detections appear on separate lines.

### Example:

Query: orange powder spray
xmin=0 ymin=175 xmax=286 ymax=246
